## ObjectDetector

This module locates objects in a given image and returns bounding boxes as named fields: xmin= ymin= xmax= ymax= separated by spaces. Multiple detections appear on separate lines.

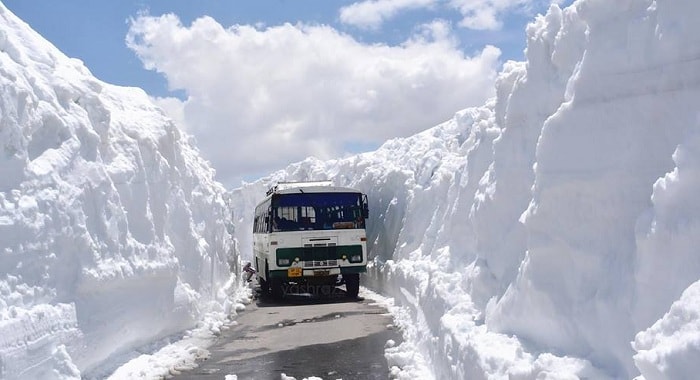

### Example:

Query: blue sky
xmin=3 ymin=0 xmax=574 ymax=186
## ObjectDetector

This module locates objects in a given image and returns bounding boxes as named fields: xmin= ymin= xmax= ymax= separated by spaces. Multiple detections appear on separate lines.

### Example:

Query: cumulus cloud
xmin=339 ymin=0 xmax=437 ymax=30
xmin=127 ymin=14 xmax=499 ymax=186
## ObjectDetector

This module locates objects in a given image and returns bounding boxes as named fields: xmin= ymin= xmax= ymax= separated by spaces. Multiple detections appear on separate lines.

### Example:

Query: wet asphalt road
xmin=173 ymin=287 xmax=401 ymax=380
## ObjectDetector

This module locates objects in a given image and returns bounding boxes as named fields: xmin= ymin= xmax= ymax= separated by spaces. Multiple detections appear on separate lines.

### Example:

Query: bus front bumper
xmin=269 ymin=265 xmax=366 ymax=279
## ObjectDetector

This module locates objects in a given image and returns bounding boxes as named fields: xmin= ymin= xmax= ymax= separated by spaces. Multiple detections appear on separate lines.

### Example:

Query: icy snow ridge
xmin=0 ymin=3 xmax=235 ymax=378
xmin=231 ymin=0 xmax=700 ymax=378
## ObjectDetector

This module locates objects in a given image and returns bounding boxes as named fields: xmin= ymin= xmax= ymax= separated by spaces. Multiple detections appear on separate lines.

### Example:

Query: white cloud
xmin=450 ymin=0 xmax=533 ymax=30
xmin=151 ymin=95 xmax=186 ymax=128
xmin=339 ymin=0 xmax=436 ymax=30
xmin=127 ymin=14 xmax=499 ymax=186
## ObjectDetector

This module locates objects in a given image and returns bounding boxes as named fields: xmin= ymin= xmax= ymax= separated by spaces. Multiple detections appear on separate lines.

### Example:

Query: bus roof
xmin=265 ymin=181 xmax=362 ymax=196
xmin=270 ymin=186 xmax=360 ymax=194
xmin=274 ymin=186 xmax=362 ymax=195
xmin=274 ymin=181 xmax=332 ymax=191
xmin=256 ymin=182 xmax=365 ymax=209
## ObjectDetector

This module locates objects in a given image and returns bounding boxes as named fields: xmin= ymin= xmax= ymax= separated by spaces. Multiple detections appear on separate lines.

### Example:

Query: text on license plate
xmin=288 ymin=267 xmax=302 ymax=277
xmin=313 ymin=270 xmax=330 ymax=276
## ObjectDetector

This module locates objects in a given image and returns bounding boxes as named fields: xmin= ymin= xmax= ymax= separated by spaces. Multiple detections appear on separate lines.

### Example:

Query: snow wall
xmin=0 ymin=4 xmax=237 ymax=379
xmin=230 ymin=1 xmax=700 ymax=379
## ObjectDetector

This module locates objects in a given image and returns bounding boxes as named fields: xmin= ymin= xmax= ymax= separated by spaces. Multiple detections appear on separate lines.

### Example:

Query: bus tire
xmin=258 ymin=261 xmax=270 ymax=297
xmin=345 ymin=273 xmax=360 ymax=298
xmin=258 ymin=276 xmax=268 ymax=295
xmin=271 ymin=278 xmax=285 ymax=299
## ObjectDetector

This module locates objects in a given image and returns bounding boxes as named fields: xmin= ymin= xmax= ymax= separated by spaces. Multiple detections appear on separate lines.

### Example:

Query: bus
xmin=252 ymin=181 xmax=369 ymax=298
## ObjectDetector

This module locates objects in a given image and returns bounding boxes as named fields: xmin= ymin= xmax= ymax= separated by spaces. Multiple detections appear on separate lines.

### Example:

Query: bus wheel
xmin=258 ymin=276 xmax=268 ymax=294
xmin=345 ymin=273 xmax=360 ymax=298
xmin=271 ymin=278 xmax=285 ymax=298
xmin=258 ymin=261 xmax=270 ymax=297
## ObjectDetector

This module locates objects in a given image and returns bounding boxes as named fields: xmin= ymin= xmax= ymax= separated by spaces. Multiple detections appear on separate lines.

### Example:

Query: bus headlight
xmin=277 ymin=258 xmax=291 ymax=266
xmin=349 ymin=254 xmax=362 ymax=263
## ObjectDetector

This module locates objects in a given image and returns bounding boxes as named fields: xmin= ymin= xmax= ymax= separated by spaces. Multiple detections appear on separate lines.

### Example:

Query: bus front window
xmin=271 ymin=193 xmax=365 ymax=232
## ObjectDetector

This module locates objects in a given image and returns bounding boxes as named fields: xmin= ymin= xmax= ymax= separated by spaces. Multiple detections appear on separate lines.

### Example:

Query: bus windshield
xmin=271 ymin=192 xmax=365 ymax=232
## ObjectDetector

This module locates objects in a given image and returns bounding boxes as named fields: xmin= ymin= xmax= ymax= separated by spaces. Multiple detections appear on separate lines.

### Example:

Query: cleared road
xmin=174 ymin=288 xmax=401 ymax=379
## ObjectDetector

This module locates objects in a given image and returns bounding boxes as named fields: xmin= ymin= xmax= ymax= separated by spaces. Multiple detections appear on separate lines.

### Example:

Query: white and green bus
xmin=253 ymin=181 xmax=369 ymax=298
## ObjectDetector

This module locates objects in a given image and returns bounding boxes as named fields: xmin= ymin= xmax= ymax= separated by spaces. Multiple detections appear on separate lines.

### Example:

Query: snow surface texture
xmin=105 ymin=283 xmax=252 ymax=380
xmin=230 ymin=0 xmax=700 ymax=378
xmin=0 ymin=3 xmax=238 ymax=379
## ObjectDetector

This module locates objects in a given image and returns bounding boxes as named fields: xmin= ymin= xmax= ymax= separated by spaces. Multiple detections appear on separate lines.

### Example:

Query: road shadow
xmin=253 ymin=282 xmax=366 ymax=308
xmin=215 ymin=330 xmax=399 ymax=380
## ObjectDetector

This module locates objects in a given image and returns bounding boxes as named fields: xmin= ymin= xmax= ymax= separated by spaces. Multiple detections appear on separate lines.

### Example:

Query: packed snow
xmin=0 ymin=3 xmax=239 ymax=379
xmin=3 ymin=0 xmax=700 ymax=379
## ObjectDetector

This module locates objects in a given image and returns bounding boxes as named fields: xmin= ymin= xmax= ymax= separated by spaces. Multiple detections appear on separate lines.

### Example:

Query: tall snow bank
xmin=631 ymin=39 xmax=700 ymax=376
xmin=633 ymin=280 xmax=700 ymax=380
xmin=490 ymin=0 xmax=700 ymax=377
xmin=0 ymin=4 xmax=236 ymax=379
xmin=230 ymin=0 xmax=700 ymax=378
xmin=493 ymin=0 xmax=700 ymax=375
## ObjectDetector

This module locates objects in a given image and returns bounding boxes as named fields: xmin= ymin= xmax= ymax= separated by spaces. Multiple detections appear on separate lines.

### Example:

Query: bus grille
xmin=301 ymin=245 xmax=337 ymax=262
xmin=303 ymin=260 xmax=338 ymax=268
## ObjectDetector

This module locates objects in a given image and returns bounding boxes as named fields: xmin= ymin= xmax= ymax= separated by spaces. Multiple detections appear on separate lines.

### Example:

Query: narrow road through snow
xmin=173 ymin=288 xmax=400 ymax=379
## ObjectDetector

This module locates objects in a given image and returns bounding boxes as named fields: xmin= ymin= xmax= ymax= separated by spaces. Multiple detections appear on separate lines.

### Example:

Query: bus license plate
xmin=313 ymin=270 xmax=330 ymax=276
xmin=288 ymin=267 xmax=302 ymax=277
